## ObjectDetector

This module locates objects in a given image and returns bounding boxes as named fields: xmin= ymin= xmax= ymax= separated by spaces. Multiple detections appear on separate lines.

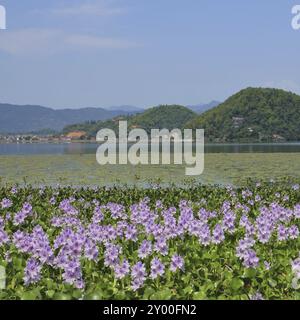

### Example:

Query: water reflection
xmin=1 ymin=142 xmax=300 ymax=155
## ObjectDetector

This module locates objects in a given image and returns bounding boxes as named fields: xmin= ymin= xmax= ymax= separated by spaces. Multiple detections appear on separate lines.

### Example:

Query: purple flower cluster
xmin=150 ymin=257 xmax=165 ymax=279
xmin=131 ymin=262 xmax=146 ymax=291
xmin=13 ymin=202 xmax=32 ymax=226
xmin=114 ymin=259 xmax=130 ymax=279
xmin=0 ymin=228 xmax=9 ymax=246
xmin=1 ymin=198 xmax=12 ymax=209
xmin=170 ymin=254 xmax=184 ymax=272
xmin=24 ymin=258 xmax=42 ymax=286
xmin=1 ymin=186 xmax=300 ymax=294
xmin=138 ymin=240 xmax=152 ymax=259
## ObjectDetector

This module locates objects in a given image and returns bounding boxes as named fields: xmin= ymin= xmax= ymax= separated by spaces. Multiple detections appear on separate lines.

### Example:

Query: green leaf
xmin=183 ymin=286 xmax=193 ymax=295
xmin=72 ymin=290 xmax=83 ymax=299
xmin=20 ymin=290 xmax=39 ymax=300
xmin=268 ymin=279 xmax=277 ymax=288
xmin=84 ymin=290 xmax=103 ymax=300
xmin=142 ymin=287 xmax=156 ymax=300
xmin=46 ymin=290 xmax=55 ymax=298
xmin=231 ymin=278 xmax=244 ymax=291
xmin=150 ymin=289 xmax=173 ymax=300
xmin=193 ymin=291 xmax=207 ymax=300
xmin=244 ymin=268 xmax=257 ymax=279
xmin=53 ymin=293 xmax=72 ymax=300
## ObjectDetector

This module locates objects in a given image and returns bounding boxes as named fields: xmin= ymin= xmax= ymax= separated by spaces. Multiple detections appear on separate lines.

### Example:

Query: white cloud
xmin=66 ymin=34 xmax=137 ymax=49
xmin=0 ymin=29 xmax=139 ymax=55
xmin=0 ymin=29 xmax=62 ymax=55
xmin=52 ymin=1 xmax=126 ymax=17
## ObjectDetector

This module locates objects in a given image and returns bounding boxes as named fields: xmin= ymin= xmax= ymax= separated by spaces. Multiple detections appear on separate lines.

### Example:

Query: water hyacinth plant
xmin=0 ymin=181 xmax=300 ymax=300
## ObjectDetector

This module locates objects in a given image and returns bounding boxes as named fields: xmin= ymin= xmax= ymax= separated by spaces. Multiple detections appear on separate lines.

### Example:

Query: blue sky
xmin=0 ymin=0 xmax=299 ymax=109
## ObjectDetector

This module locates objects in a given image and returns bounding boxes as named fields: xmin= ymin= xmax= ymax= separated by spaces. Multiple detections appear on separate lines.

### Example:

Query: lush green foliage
xmin=1 ymin=181 xmax=300 ymax=300
xmin=185 ymin=88 xmax=300 ymax=142
xmin=129 ymin=105 xmax=196 ymax=134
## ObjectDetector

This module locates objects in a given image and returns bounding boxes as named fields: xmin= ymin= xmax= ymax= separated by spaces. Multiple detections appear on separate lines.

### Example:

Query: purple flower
xmin=0 ymin=228 xmax=9 ymax=246
xmin=170 ymin=254 xmax=184 ymax=272
xmin=104 ymin=243 xmax=121 ymax=267
xmin=242 ymin=249 xmax=259 ymax=269
xmin=114 ymin=260 xmax=130 ymax=279
xmin=125 ymin=225 xmax=138 ymax=242
xmin=154 ymin=237 xmax=168 ymax=256
xmin=24 ymin=258 xmax=42 ymax=286
xmin=289 ymin=225 xmax=299 ymax=240
xmin=198 ymin=224 xmax=211 ymax=246
xmin=291 ymin=257 xmax=300 ymax=279
xmin=277 ymin=224 xmax=289 ymax=241
xmin=84 ymin=239 xmax=99 ymax=261
xmin=13 ymin=205 xmax=32 ymax=226
xmin=222 ymin=211 xmax=236 ymax=234
xmin=138 ymin=240 xmax=152 ymax=259
xmin=1 ymin=198 xmax=12 ymax=209
xmin=150 ymin=257 xmax=165 ymax=279
xmin=251 ymin=292 xmax=264 ymax=300
xmin=294 ymin=204 xmax=300 ymax=219
xmin=62 ymin=259 xmax=83 ymax=286
xmin=22 ymin=202 xmax=32 ymax=214
xmin=264 ymin=261 xmax=271 ymax=270
xmin=212 ymin=224 xmax=225 ymax=244
xmin=131 ymin=262 xmax=146 ymax=291
xmin=11 ymin=186 xmax=18 ymax=194
xmin=59 ymin=199 xmax=78 ymax=216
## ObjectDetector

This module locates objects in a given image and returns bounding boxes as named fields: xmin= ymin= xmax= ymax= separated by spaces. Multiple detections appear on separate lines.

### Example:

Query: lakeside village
xmin=0 ymin=131 xmax=196 ymax=144
xmin=0 ymin=131 xmax=92 ymax=143
xmin=0 ymin=130 xmax=287 ymax=144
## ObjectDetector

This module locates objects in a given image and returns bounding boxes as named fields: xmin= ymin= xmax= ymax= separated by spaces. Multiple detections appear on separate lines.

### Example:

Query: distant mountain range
xmin=0 ymin=101 xmax=218 ymax=134
xmin=0 ymin=103 xmax=141 ymax=134
xmin=104 ymin=105 xmax=145 ymax=113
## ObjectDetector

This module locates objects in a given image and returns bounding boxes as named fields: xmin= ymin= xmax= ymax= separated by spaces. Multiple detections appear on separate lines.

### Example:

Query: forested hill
xmin=185 ymin=88 xmax=300 ymax=142
xmin=63 ymin=105 xmax=196 ymax=136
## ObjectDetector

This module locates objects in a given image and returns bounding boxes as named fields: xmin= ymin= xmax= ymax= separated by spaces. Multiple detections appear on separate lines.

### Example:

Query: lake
xmin=1 ymin=142 xmax=300 ymax=186
xmin=1 ymin=142 xmax=300 ymax=155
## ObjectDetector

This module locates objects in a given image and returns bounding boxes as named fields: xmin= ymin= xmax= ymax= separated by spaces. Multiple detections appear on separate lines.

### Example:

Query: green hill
xmin=63 ymin=105 xmax=196 ymax=136
xmin=129 ymin=105 xmax=196 ymax=133
xmin=185 ymin=87 xmax=300 ymax=142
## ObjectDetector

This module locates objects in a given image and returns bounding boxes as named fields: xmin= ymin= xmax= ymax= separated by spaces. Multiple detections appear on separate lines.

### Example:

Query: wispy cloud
xmin=0 ymin=29 xmax=139 ymax=56
xmin=66 ymin=34 xmax=137 ymax=49
xmin=51 ymin=1 xmax=126 ymax=17
xmin=0 ymin=29 xmax=61 ymax=55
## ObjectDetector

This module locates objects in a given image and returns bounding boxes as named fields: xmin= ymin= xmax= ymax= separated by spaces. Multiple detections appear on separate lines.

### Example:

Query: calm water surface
xmin=1 ymin=142 xmax=300 ymax=155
